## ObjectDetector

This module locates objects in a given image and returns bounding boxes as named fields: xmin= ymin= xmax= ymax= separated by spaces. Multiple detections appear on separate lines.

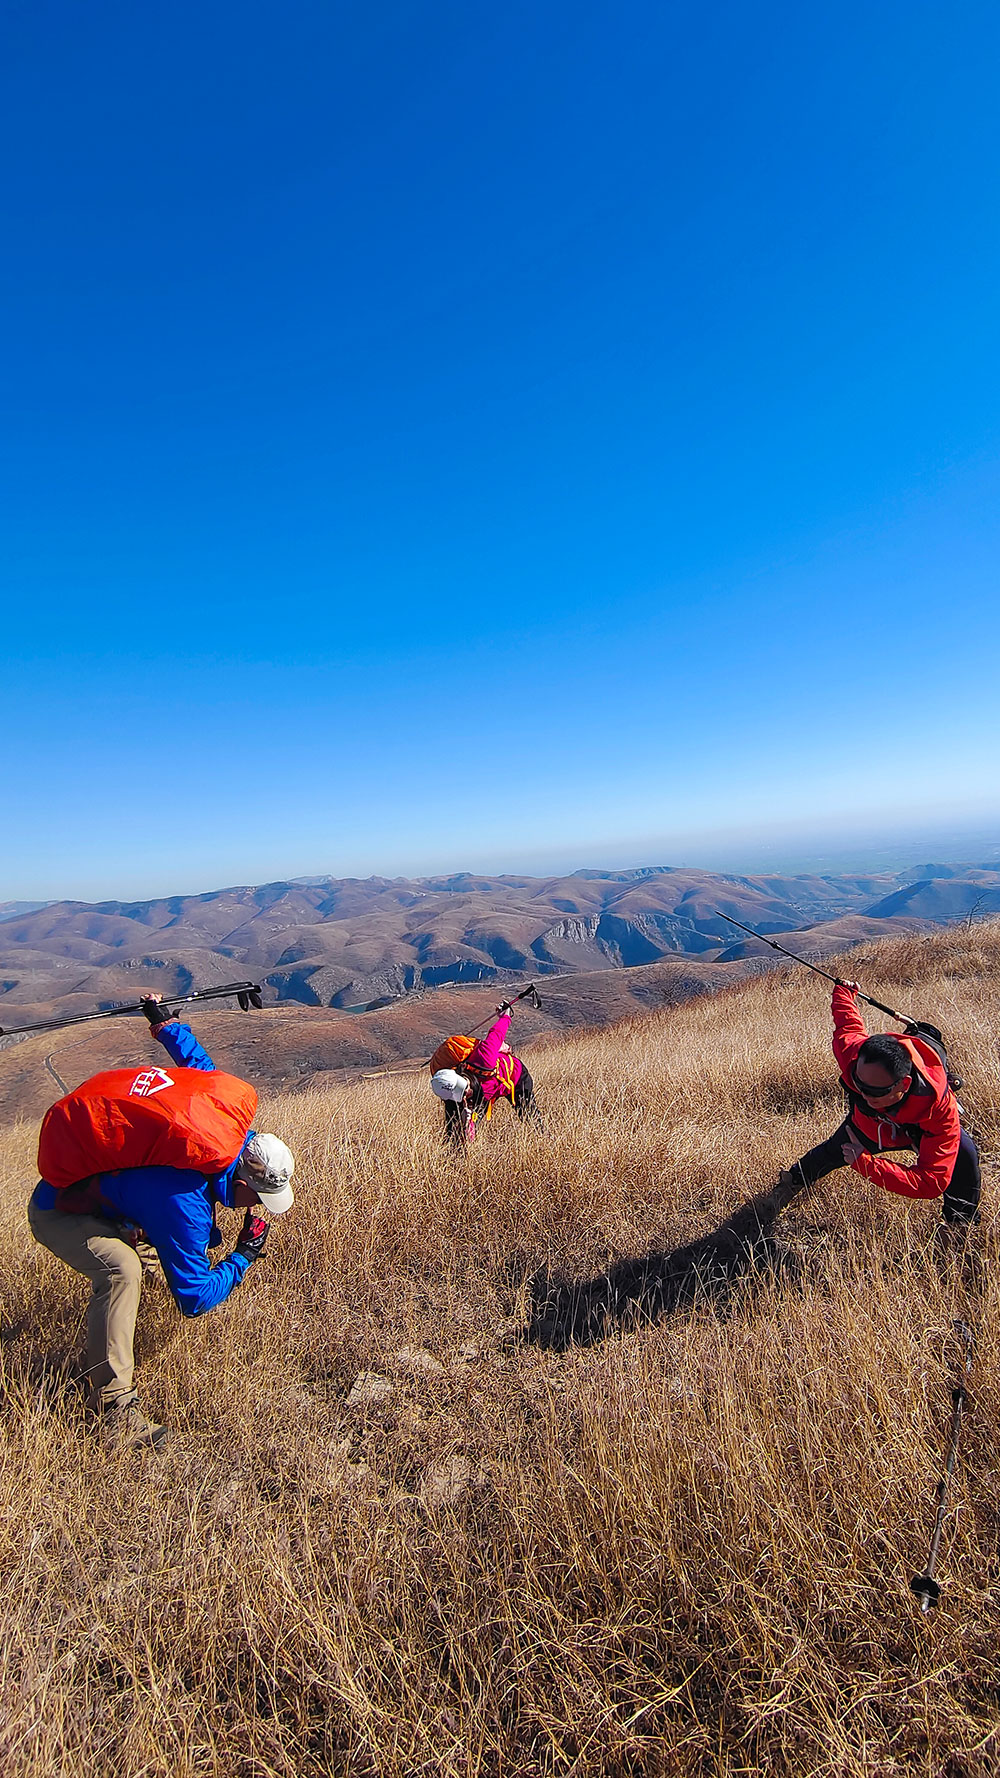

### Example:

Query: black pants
xmin=793 ymin=1118 xmax=981 ymax=1223
xmin=443 ymin=1068 xmax=541 ymax=1144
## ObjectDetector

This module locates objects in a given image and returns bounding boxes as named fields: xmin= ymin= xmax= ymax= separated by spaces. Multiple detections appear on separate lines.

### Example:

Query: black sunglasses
xmin=852 ymin=1071 xmax=906 ymax=1100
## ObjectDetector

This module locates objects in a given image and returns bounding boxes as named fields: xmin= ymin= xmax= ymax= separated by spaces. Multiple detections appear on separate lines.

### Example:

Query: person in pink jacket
xmin=440 ymin=1002 xmax=541 ymax=1145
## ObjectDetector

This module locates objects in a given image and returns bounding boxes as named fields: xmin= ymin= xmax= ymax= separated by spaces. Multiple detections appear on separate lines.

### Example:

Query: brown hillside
xmin=0 ymin=916 xmax=935 ymax=1123
xmin=1 ymin=862 xmax=977 ymax=1029
xmin=0 ymin=951 xmax=739 ymax=1123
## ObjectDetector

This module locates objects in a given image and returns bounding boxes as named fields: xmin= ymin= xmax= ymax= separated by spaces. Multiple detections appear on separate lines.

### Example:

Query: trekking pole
xmin=715 ymin=912 xmax=924 ymax=1028
xmin=0 ymin=980 xmax=264 ymax=1039
xmin=421 ymin=981 xmax=543 ymax=1067
xmin=464 ymin=981 xmax=542 ymax=1039
xmin=910 ymin=1319 xmax=974 ymax=1612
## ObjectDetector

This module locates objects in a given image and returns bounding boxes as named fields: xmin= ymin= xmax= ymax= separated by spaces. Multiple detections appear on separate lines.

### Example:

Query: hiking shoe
xmin=97 ymin=1393 xmax=168 ymax=1452
xmin=937 ymin=1209 xmax=980 ymax=1244
xmin=941 ymin=1205 xmax=981 ymax=1228
xmin=933 ymin=1220 xmax=984 ymax=1283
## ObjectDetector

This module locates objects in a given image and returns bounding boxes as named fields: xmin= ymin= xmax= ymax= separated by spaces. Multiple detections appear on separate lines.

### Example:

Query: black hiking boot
xmin=933 ymin=1217 xmax=984 ymax=1286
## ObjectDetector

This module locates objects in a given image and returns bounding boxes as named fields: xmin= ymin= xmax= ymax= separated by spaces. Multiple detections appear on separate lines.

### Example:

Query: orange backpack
xmin=428 ymin=1034 xmax=477 ymax=1076
xmin=38 ymin=1066 xmax=258 ymax=1189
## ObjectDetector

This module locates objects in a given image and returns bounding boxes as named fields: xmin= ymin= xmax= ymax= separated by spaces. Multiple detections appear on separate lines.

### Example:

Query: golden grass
xmin=2 ymin=922 xmax=1000 ymax=1776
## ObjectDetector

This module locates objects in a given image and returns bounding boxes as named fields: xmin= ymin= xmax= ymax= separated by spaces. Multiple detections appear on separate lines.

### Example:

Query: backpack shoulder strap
xmin=904 ymin=1022 xmax=963 ymax=1091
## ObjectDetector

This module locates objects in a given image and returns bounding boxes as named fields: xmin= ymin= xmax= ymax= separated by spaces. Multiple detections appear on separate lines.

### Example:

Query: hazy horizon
xmin=5 ymin=811 xmax=1000 ymax=908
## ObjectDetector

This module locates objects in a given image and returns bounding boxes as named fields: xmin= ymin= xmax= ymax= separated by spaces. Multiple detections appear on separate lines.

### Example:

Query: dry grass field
xmin=1 ymin=922 xmax=999 ymax=1777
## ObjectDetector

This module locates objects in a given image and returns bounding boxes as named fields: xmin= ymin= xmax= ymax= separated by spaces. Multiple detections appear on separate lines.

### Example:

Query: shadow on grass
xmin=0 ymin=1331 xmax=87 ymax=1422
xmin=523 ymin=1172 xmax=809 ymax=1351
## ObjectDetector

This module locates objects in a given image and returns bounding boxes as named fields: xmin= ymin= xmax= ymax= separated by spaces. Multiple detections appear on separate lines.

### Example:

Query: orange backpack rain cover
xmin=37 ymin=1066 xmax=258 ymax=1189
xmin=428 ymin=1034 xmax=477 ymax=1076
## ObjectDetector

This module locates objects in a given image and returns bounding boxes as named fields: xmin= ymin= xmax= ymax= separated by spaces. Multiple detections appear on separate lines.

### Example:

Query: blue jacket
xmin=32 ymin=1021 xmax=254 ymax=1317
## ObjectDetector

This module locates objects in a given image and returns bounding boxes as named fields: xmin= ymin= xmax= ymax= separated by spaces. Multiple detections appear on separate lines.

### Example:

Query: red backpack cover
xmin=37 ymin=1066 xmax=258 ymax=1189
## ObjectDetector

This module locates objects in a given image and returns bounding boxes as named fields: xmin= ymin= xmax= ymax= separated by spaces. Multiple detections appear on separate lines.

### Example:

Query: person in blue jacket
xmin=28 ymin=994 xmax=296 ymax=1450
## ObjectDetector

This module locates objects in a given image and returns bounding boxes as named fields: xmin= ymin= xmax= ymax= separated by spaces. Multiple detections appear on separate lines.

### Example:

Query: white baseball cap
xmin=430 ymin=1069 xmax=470 ymax=1103
xmin=238 ymin=1132 xmax=295 ymax=1214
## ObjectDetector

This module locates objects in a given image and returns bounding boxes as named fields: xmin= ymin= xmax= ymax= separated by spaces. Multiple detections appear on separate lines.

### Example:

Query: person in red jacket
xmin=782 ymin=983 xmax=980 ymax=1223
xmin=439 ymin=1002 xmax=541 ymax=1145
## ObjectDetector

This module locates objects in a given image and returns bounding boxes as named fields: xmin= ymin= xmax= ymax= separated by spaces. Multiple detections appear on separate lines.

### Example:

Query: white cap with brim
xmin=430 ymin=1068 xmax=470 ymax=1103
xmin=239 ymin=1132 xmax=295 ymax=1214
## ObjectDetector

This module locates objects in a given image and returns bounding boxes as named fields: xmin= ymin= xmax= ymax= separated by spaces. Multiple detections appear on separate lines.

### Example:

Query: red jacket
xmin=466 ymin=1014 xmax=523 ymax=1105
xmin=830 ymin=985 xmax=959 ymax=1200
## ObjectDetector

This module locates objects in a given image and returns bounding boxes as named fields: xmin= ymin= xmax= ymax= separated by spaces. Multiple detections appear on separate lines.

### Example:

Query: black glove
xmin=140 ymin=996 xmax=172 ymax=1028
xmin=234 ymin=1211 xmax=269 ymax=1264
xmin=497 ymin=1001 xmax=513 ymax=1018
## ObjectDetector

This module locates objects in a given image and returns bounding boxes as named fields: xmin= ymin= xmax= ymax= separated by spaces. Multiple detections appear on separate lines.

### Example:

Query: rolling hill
xmin=1 ymin=860 xmax=994 ymax=1035
xmin=0 ymin=914 xmax=943 ymax=1124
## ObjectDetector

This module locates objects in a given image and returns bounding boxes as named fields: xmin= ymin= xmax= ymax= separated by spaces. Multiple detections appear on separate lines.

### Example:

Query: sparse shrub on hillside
xmin=1 ymin=924 xmax=999 ymax=1777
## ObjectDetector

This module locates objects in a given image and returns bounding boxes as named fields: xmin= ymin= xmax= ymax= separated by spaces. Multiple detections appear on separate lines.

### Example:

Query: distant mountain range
xmin=0 ymin=901 xmax=53 ymax=923
xmin=2 ymin=860 xmax=999 ymax=1033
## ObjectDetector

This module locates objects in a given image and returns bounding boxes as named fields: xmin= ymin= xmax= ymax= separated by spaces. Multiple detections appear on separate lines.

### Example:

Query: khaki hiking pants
xmin=28 ymin=1202 xmax=160 ymax=1407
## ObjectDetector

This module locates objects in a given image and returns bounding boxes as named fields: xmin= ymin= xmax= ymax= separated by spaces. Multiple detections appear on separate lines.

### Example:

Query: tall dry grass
xmin=1 ymin=922 xmax=999 ymax=1776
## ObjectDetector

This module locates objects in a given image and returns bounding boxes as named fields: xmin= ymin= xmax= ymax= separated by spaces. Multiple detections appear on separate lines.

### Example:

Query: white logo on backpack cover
xmin=129 ymin=1068 xmax=174 ymax=1098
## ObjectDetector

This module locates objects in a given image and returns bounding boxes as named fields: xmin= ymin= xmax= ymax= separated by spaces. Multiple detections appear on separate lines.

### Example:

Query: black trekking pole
xmin=910 ymin=1320 xmax=974 ymax=1612
xmin=0 ymin=980 xmax=264 ymax=1039
xmin=421 ymin=981 xmax=543 ymax=1066
xmin=465 ymin=980 xmax=542 ymax=1038
xmin=715 ymin=912 xmax=924 ymax=1029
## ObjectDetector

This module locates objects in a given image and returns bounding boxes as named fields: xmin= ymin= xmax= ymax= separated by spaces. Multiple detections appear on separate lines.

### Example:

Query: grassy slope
xmin=1 ymin=923 xmax=999 ymax=1777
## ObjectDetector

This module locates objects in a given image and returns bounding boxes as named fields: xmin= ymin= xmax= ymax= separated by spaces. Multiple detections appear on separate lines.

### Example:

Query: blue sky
xmin=4 ymin=1 xmax=1000 ymax=900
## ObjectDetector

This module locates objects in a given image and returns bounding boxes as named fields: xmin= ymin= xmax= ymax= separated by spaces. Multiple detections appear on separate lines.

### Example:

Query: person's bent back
xmin=28 ymin=994 xmax=296 ymax=1449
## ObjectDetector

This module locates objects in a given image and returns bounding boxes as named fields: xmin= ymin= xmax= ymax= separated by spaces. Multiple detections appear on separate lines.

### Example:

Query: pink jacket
xmin=467 ymin=1014 xmax=523 ymax=1104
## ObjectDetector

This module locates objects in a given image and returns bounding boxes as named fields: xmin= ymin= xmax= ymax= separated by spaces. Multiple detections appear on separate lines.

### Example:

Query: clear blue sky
xmin=4 ymin=1 xmax=1000 ymax=900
